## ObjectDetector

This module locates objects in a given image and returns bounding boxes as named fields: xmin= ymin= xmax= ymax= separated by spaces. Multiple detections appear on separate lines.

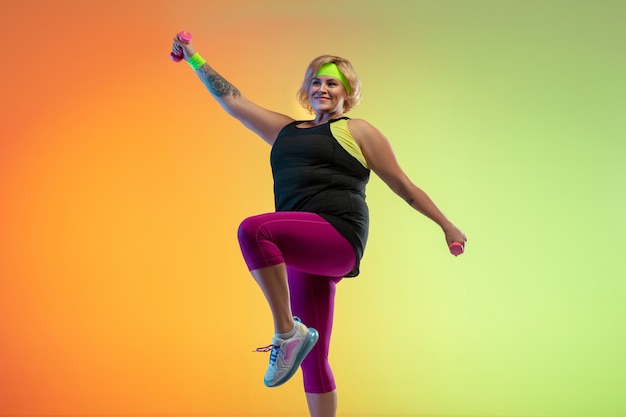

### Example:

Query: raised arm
xmin=172 ymin=36 xmax=294 ymax=145
xmin=348 ymin=119 xmax=467 ymax=247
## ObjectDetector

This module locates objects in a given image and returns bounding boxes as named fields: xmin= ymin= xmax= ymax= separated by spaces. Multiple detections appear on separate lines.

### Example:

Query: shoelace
xmin=254 ymin=344 xmax=281 ymax=365
xmin=253 ymin=318 xmax=302 ymax=365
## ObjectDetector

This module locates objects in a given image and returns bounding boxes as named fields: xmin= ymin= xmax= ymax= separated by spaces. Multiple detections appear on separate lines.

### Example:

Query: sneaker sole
xmin=265 ymin=327 xmax=319 ymax=388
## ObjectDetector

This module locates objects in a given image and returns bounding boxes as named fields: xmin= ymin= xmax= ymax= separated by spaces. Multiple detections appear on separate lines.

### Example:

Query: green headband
xmin=315 ymin=63 xmax=351 ymax=94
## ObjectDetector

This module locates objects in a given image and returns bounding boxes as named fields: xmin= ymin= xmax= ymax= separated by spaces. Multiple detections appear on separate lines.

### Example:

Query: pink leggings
xmin=237 ymin=212 xmax=356 ymax=393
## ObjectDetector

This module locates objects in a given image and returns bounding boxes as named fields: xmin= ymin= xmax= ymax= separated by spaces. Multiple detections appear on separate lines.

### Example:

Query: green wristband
xmin=187 ymin=53 xmax=206 ymax=71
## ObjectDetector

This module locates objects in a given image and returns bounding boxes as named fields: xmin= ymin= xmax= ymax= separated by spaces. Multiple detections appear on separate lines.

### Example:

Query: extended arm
xmin=172 ymin=36 xmax=293 ymax=145
xmin=348 ymin=119 xmax=467 ymax=247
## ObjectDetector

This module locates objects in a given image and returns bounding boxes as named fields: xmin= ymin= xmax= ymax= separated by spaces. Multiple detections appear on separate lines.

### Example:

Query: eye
xmin=311 ymin=79 xmax=321 ymax=86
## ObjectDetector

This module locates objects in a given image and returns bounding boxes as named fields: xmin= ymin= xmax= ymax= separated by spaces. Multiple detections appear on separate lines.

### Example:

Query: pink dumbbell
xmin=449 ymin=242 xmax=464 ymax=256
xmin=170 ymin=31 xmax=192 ymax=62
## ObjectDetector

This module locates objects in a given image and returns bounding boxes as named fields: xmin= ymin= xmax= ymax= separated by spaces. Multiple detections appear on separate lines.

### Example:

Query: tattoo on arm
xmin=197 ymin=66 xmax=241 ymax=98
xmin=406 ymin=198 xmax=415 ymax=207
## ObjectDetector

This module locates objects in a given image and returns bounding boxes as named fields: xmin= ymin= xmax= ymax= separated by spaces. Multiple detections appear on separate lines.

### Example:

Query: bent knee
xmin=237 ymin=216 xmax=259 ymax=244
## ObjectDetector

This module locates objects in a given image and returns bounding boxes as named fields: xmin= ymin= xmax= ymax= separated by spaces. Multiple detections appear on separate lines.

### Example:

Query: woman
xmin=172 ymin=35 xmax=467 ymax=417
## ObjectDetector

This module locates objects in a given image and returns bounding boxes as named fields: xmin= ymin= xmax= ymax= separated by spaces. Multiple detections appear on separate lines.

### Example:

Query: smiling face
xmin=308 ymin=75 xmax=348 ymax=116
xmin=297 ymin=55 xmax=362 ymax=115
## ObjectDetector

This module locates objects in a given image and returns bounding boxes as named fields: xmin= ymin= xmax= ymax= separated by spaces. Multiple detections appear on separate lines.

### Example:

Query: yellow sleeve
xmin=330 ymin=119 xmax=369 ymax=169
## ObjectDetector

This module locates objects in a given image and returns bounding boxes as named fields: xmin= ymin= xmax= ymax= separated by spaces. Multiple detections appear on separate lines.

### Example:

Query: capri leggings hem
xmin=305 ymin=383 xmax=337 ymax=394
xmin=245 ymin=256 xmax=285 ymax=272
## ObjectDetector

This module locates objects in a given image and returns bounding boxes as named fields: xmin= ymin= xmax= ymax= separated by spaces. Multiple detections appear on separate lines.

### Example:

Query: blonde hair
xmin=297 ymin=55 xmax=362 ymax=114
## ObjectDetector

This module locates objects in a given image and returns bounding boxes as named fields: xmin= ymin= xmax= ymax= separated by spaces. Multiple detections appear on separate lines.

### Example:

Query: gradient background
xmin=1 ymin=1 xmax=625 ymax=416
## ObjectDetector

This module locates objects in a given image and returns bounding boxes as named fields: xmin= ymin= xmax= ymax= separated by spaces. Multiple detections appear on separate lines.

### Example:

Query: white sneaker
xmin=255 ymin=318 xmax=319 ymax=387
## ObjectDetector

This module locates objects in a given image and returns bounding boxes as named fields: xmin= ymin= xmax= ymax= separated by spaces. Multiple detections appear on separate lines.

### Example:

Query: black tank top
xmin=270 ymin=117 xmax=370 ymax=277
